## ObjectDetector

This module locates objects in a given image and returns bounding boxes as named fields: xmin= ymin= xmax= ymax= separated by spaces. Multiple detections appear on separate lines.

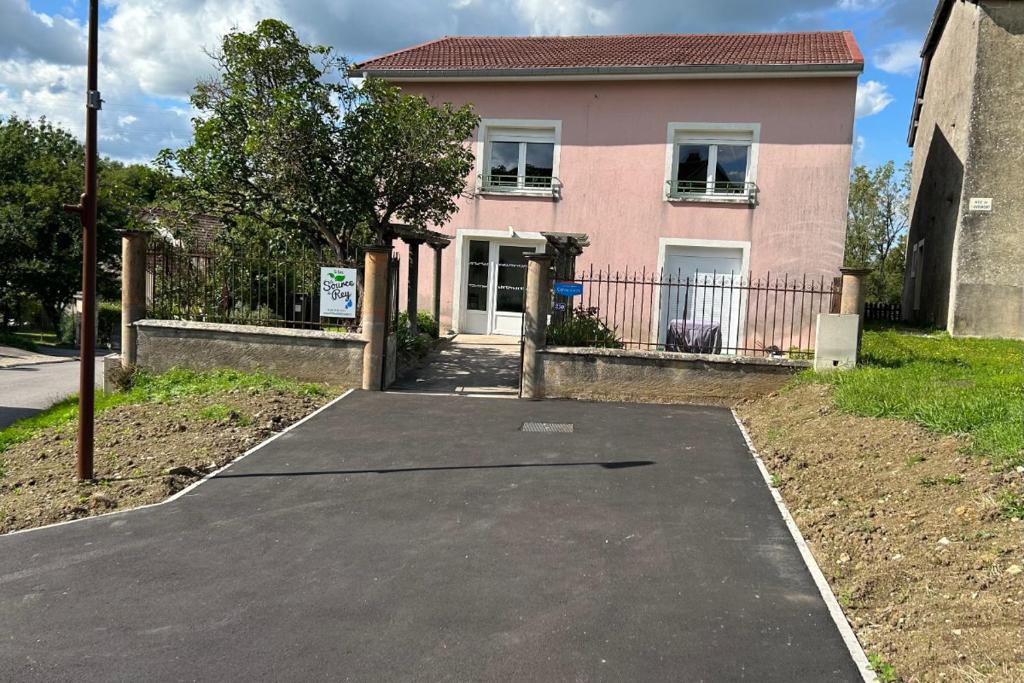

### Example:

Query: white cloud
xmin=104 ymin=0 xmax=284 ymax=99
xmin=5 ymin=0 xmax=911 ymax=161
xmin=854 ymin=134 xmax=866 ymax=163
xmin=874 ymin=38 xmax=921 ymax=75
xmin=513 ymin=0 xmax=615 ymax=34
xmin=0 ymin=0 xmax=85 ymax=64
xmin=835 ymin=0 xmax=884 ymax=10
xmin=855 ymin=80 xmax=894 ymax=118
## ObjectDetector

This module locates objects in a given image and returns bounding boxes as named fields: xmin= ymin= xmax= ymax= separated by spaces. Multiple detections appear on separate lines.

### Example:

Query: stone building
xmin=904 ymin=0 xmax=1024 ymax=337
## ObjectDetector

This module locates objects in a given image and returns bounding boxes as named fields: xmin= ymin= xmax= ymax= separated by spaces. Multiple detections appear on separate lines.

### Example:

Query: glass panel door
xmin=495 ymin=246 xmax=531 ymax=313
xmin=463 ymin=240 xmax=491 ymax=334
xmin=492 ymin=244 xmax=535 ymax=335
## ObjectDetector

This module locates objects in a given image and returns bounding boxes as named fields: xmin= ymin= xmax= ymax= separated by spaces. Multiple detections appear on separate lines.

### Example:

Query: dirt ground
xmin=1 ymin=389 xmax=333 ymax=534
xmin=738 ymin=384 xmax=1024 ymax=683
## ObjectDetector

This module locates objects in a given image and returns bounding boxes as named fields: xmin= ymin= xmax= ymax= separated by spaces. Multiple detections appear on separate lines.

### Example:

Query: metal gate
xmin=380 ymin=252 xmax=400 ymax=389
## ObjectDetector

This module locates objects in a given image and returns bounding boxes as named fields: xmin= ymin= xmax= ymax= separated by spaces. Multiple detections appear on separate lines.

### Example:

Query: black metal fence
xmin=146 ymin=245 xmax=362 ymax=331
xmin=864 ymin=302 xmax=902 ymax=322
xmin=550 ymin=267 xmax=842 ymax=358
xmin=386 ymin=253 xmax=400 ymax=335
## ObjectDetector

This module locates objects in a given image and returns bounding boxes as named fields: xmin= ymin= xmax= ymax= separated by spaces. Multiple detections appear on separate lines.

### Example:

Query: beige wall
xmin=952 ymin=2 xmax=1024 ymax=337
xmin=135 ymin=320 xmax=365 ymax=386
xmin=905 ymin=0 xmax=1024 ymax=338
xmin=538 ymin=347 xmax=807 ymax=406
xmin=904 ymin=0 xmax=980 ymax=328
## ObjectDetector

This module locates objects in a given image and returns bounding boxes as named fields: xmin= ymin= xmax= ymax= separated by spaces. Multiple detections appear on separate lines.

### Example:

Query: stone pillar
xmin=361 ymin=245 xmax=392 ymax=391
xmin=431 ymin=245 xmax=443 ymax=338
xmin=406 ymin=239 xmax=422 ymax=336
xmin=839 ymin=267 xmax=872 ymax=357
xmin=521 ymin=253 xmax=553 ymax=400
xmin=120 ymin=230 xmax=148 ymax=367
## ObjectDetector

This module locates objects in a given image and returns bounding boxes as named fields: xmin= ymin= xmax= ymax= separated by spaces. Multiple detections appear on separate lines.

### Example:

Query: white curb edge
xmin=731 ymin=409 xmax=878 ymax=683
xmin=2 ymin=388 xmax=356 ymax=539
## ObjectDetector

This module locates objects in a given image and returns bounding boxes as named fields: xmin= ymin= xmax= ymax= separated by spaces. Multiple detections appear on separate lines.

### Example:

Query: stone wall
xmin=537 ymin=347 xmax=808 ymax=406
xmin=952 ymin=2 xmax=1024 ymax=337
xmin=903 ymin=0 xmax=979 ymax=328
xmin=135 ymin=320 xmax=365 ymax=386
xmin=905 ymin=0 xmax=1024 ymax=338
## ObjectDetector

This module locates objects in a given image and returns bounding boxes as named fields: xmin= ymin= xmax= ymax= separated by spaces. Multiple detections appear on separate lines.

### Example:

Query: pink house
xmin=357 ymin=32 xmax=862 ymax=338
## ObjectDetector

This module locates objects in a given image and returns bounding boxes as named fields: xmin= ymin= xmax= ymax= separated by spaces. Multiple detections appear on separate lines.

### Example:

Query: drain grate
xmin=520 ymin=422 xmax=574 ymax=433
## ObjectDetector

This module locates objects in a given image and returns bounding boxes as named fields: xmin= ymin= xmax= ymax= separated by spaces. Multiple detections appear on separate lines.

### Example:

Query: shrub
xmin=57 ymin=307 xmax=77 ymax=345
xmin=546 ymin=307 xmax=621 ymax=348
xmin=98 ymin=301 xmax=121 ymax=347
xmin=415 ymin=311 xmax=439 ymax=338
xmin=397 ymin=312 xmax=433 ymax=358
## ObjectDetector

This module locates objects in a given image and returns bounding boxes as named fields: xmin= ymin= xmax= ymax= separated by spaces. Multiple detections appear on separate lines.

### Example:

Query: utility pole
xmin=64 ymin=0 xmax=100 ymax=481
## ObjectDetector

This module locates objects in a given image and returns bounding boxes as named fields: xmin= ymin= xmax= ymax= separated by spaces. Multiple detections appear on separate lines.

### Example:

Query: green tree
xmin=0 ymin=116 xmax=170 ymax=329
xmin=341 ymin=78 xmax=478 ymax=244
xmin=845 ymin=160 xmax=910 ymax=303
xmin=160 ymin=19 xmax=357 ymax=258
xmin=162 ymin=20 xmax=479 ymax=257
xmin=0 ymin=116 xmax=93 ymax=329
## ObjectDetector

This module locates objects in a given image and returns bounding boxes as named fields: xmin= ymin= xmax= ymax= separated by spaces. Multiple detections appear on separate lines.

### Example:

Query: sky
xmin=1 ymin=0 xmax=937 ymax=167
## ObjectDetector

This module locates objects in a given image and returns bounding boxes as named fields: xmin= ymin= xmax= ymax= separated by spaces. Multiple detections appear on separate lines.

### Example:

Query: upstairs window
xmin=478 ymin=120 xmax=561 ymax=196
xmin=666 ymin=124 xmax=759 ymax=204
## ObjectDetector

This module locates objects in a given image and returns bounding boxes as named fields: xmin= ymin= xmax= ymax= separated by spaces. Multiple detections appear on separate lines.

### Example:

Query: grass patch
xmin=868 ymin=653 xmax=900 ymax=683
xmin=0 ymin=368 xmax=331 ymax=456
xmin=0 ymin=331 xmax=39 ymax=353
xmin=196 ymin=403 xmax=253 ymax=426
xmin=808 ymin=330 xmax=1024 ymax=468
xmin=1000 ymin=492 xmax=1024 ymax=520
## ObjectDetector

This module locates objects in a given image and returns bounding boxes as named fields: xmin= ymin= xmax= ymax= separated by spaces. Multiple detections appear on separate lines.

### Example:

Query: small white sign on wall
xmin=969 ymin=197 xmax=993 ymax=212
xmin=319 ymin=267 xmax=358 ymax=319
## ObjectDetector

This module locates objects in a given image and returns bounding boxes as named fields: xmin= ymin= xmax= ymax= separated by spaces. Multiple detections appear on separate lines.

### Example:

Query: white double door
xmin=463 ymin=239 xmax=543 ymax=335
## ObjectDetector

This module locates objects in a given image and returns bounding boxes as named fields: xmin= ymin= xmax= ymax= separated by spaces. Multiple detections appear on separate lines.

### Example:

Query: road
xmin=0 ymin=348 xmax=104 ymax=429
xmin=0 ymin=392 xmax=866 ymax=681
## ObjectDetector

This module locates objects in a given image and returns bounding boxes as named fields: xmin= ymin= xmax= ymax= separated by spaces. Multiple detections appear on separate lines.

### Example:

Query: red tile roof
xmin=357 ymin=32 xmax=863 ymax=76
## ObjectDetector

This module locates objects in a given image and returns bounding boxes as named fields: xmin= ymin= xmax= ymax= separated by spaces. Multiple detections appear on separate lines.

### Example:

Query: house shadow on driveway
xmin=0 ymin=392 xmax=865 ymax=682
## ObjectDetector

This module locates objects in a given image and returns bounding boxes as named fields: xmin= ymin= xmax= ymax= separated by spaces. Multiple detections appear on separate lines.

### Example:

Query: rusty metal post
xmin=361 ymin=245 xmax=392 ymax=391
xmin=62 ymin=0 xmax=100 ymax=481
xmin=120 ymin=231 xmax=147 ymax=367
xmin=521 ymin=253 xmax=553 ymax=400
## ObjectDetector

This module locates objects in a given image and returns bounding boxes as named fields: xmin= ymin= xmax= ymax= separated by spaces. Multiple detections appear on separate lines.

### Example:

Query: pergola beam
xmin=388 ymin=223 xmax=450 ymax=338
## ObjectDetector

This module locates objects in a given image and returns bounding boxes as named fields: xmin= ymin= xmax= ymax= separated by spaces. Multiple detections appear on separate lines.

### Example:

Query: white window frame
xmin=475 ymin=118 xmax=561 ymax=198
xmin=664 ymin=122 xmax=760 ymax=205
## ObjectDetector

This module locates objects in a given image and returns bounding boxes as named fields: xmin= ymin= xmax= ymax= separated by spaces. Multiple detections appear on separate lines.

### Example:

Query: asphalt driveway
xmin=0 ymin=392 xmax=863 ymax=681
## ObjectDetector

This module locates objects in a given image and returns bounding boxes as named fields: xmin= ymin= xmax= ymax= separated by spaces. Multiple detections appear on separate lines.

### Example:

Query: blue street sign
xmin=554 ymin=281 xmax=584 ymax=297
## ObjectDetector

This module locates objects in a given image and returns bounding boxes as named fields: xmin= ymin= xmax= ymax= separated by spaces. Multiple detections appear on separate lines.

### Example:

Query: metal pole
xmin=64 ymin=0 xmax=100 ymax=481
xmin=431 ymin=245 xmax=442 ymax=338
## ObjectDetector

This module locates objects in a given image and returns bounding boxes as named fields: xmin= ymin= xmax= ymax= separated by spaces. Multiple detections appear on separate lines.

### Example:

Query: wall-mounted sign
xmin=320 ymin=267 xmax=357 ymax=318
xmin=969 ymin=197 xmax=993 ymax=212
xmin=554 ymin=281 xmax=584 ymax=297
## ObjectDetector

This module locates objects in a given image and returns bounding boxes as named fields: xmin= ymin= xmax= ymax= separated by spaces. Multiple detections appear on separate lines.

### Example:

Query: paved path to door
xmin=392 ymin=333 xmax=521 ymax=396
xmin=0 ymin=392 xmax=864 ymax=681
